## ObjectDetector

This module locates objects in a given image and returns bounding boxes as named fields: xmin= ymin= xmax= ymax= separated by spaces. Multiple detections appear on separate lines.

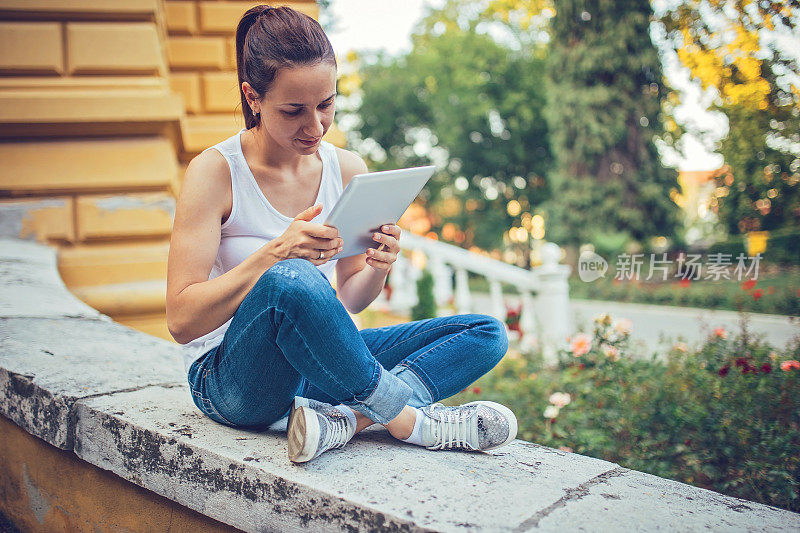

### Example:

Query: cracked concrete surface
xmin=2 ymin=237 xmax=800 ymax=532
xmin=513 ymin=466 xmax=630 ymax=530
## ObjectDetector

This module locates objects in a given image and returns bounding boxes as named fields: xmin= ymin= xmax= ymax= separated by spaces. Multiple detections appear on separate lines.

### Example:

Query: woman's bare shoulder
xmin=181 ymin=148 xmax=232 ymax=223
xmin=333 ymin=147 xmax=368 ymax=188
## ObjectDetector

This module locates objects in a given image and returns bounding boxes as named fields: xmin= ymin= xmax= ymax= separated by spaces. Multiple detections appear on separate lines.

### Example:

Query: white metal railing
xmin=377 ymin=232 xmax=573 ymax=365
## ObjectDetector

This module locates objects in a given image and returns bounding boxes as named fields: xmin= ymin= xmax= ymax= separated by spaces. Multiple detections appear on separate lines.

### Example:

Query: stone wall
xmin=1 ymin=237 xmax=799 ymax=531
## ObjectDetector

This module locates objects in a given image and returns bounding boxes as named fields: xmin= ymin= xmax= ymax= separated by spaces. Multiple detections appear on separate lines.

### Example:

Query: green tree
xmin=658 ymin=0 xmax=800 ymax=235
xmin=542 ymin=0 xmax=683 ymax=250
xmin=350 ymin=2 xmax=553 ymax=251
xmin=711 ymin=106 xmax=800 ymax=235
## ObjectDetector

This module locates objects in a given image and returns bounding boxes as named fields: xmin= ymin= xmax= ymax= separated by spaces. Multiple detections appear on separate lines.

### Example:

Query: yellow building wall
xmin=0 ymin=0 xmax=341 ymax=343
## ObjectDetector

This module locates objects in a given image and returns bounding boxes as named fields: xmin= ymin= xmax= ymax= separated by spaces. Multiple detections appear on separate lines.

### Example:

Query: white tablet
xmin=325 ymin=165 xmax=436 ymax=259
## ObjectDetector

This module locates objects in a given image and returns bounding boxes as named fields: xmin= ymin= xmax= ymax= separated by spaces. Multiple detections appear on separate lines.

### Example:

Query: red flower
xmin=761 ymin=363 xmax=772 ymax=373
xmin=472 ymin=386 xmax=482 ymax=395
xmin=684 ymin=439 xmax=691 ymax=446
xmin=679 ymin=278 xmax=691 ymax=288
xmin=718 ymin=366 xmax=729 ymax=377
xmin=780 ymin=360 xmax=800 ymax=371
xmin=741 ymin=279 xmax=757 ymax=291
xmin=752 ymin=289 xmax=763 ymax=301
xmin=734 ymin=357 xmax=748 ymax=367
xmin=578 ymin=363 xmax=586 ymax=370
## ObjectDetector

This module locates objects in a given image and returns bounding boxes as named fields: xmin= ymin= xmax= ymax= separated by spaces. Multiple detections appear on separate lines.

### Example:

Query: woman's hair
xmin=235 ymin=5 xmax=336 ymax=130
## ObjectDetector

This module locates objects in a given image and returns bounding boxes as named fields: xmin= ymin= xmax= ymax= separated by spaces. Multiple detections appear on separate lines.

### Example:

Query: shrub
xmin=764 ymin=228 xmax=800 ymax=266
xmin=450 ymin=313 xmax=800 ymax=512
xmin=411 ymin=268 xmax=436 ymax=321
xmin=708 ymin=236 xmax=747 ymax=258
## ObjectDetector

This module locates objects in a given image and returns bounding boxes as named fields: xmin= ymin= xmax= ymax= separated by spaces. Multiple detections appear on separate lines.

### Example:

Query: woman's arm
xmin=167 ymin=151 xmax=342 ymax=344
xmin=334 ymin=149 xmax=401 ymax=314
xmin=336 ymin=232 xmax=399 ymax=314
xmin=166 ymin=150 xmax=283 ymax=344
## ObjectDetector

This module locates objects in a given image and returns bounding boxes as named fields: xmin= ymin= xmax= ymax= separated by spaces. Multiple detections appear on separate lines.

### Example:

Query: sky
xmin=324 ymin=0 xmax=733 ymax=172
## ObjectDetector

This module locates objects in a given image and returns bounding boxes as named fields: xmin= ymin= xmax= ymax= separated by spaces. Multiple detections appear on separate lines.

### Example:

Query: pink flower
xmin=570 ymin=334 xmax=592 ymax=357
xmin=544 ymin=405 xmax=560 ymax=419
xmin=549 ymin=392 xmax=571 ymax=408
xmin=614 ymin=319 xmax=632 ymax=336
xmin=780 ymin=360 xmax=800 ymax=371
xmin=558 ymin=446 xmax=573 ymax=453
xmin=601 ymin=343 xmax=620 ymax=361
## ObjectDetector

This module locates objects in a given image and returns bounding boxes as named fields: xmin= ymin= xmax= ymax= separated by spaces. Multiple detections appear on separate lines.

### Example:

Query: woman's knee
xmin=263 ymin=257 xmax=319 ymax=281
xmin=472 ymin=314 xmax=509 ymax=364
xmin=257 ymin=258 xmax=331 ymax=297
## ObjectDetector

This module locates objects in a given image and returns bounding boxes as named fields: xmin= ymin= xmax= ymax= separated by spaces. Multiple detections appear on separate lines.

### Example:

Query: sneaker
xmin=418 ymin=401 xmax=517 ymax=451
xmin=287 ymin=400 xmax=355 ymax=463
xmin=288 ymin=396 xmax=333 ymax=432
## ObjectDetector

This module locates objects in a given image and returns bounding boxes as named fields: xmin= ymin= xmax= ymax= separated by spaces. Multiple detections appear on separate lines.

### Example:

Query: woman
xmin=166 ymin=5 xmax=518 ymax=463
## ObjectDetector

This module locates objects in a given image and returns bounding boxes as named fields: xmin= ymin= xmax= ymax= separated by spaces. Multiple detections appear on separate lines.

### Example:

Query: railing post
xmin=389 ymin=253 xmax=418 ymax=312
xmin=428 ymin=254 xmax=453 ymax=307
xmin=534 ymin=242 xmax=572 ymax=367
xmin=519 ymin=290 xmax=537 ymax=346
xmin=488 ymin=278 xmax=506 ymax=323
xmin=454 ymin=267 xmax=471 ymax=314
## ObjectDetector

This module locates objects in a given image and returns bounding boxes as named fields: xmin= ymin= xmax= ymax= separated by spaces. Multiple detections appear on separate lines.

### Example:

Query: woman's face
xmin=250 ymin=62 xmax=337 ymax=155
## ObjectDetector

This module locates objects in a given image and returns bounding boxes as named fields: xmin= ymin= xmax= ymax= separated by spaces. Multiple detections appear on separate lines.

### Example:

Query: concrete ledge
xmin=1 ymin=237 xmax=799 ymax=532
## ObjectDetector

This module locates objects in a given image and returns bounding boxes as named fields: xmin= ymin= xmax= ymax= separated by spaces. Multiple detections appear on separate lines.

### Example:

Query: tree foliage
xmin=659 ymin=0 xmax=800 ymax=235
xmin=350 ymin=1 xmax=553 ymax=251
xmin=542 ymin=0 xmax=684 ymax=249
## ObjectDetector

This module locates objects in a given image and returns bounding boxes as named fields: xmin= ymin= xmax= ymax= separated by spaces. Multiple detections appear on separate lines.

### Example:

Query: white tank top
xmin=179 ymin=128 xmax=344 ymax=374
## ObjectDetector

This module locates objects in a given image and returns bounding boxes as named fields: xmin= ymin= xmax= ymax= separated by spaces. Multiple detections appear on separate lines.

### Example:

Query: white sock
xmin=334 ymin=404 xmax=357 ymax=430
xmin=399 ymin=407 xmax=426 ymax=446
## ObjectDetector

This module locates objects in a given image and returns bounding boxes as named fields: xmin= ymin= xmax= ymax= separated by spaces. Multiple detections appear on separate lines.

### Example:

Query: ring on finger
xmin=318 ymin=251 xmax=324 ymax=260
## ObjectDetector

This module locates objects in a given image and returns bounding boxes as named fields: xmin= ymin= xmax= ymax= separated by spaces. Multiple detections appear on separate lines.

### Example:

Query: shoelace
xmin=323 ymin=414 xmax=351 ymax=450
xmin=428 ymin=404 xmax=475 ymax=450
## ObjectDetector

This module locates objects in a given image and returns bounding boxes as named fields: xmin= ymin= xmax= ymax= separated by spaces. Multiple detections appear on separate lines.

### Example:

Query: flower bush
xmin=448 ymin=313 xmax=800 ymax=512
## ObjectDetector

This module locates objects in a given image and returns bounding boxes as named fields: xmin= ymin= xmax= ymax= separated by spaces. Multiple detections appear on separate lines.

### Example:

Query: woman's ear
xmin=242 ymin=82 xmax=259 ymax=110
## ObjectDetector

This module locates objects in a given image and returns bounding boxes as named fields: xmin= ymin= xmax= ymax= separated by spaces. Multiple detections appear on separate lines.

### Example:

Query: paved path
xmin=570 ymin=298 xmax=800 ymax=356
xmin=473 ymin=293 xmax=800 ymax=357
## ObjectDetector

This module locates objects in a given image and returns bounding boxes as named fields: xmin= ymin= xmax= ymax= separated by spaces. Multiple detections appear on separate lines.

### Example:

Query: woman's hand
xmin=273 ymin=204 xmax=342 ymax=266
xmin=366 ymin=224 xmax=401 ymax=271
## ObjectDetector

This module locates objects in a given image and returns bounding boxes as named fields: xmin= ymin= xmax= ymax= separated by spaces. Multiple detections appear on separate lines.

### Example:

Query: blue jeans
xmin=187 ymin=258 xmax=508 ymax=428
